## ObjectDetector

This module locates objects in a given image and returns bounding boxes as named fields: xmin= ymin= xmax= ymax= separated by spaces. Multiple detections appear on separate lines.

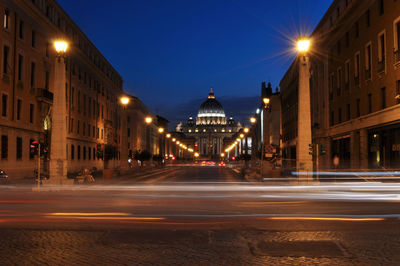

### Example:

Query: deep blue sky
xmin=58 ymin=0 xmax=332 ymax=124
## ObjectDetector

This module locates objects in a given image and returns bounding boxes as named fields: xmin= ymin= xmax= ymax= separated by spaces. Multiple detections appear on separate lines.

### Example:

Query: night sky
xmin=57 ymin=0 xmax=332 ymax=127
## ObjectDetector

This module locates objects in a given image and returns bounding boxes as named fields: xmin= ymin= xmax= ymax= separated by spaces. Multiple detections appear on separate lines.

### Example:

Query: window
xmin=71 ymin=145 xmax=74 ymax=160
xmin=45 ymin=71 xmax=50 ymax=90
xmin=88 ymin=147 xmax=91 ymax=160
xmin=379 ymin=0 xmax=384 ymax=15
xmin=365 ymin=43 xmax=372 ymax=79
xmin=30 ymin=62 xmax=36 ymax=87
xmin=3 ymin=46 xmax=9 ymax=74
xmin=101 ymin=129 xmax=103 ymax=139
xmin=330 ymin=111 xmax=334 ymax=126
xmin=19 ymin=20 xmax=24 ymax=39
xmin=345 ymin=32 xmax=350 ymax=47
xmin=395 ymin=19 xmax=400 ymax=64
xmin=77 ymin=145 xmax=81 ymax=160
xmin=347 ymin=104 xmax=351 ymax=120
xmin=83 ymin=122 xmax=86 ymax=136
xmin=366 ymin=9 xmax=370 ymax=27
xmin=93 ymin=147 xmax=96 ymax=160
xmin=29 ymin=104 xmax=34 ymax=123
xmin=337 ymin=68 xmax=342 ymax=95
xmin=1 ymin=135 xmax=8 ymax=159
xmin=83 ymin=94 xmax=86 ymax=115
xmin=83 ymin=146 xmax=86 ymax=160
xmin=17 ymin=99 xmax=22 ymax=120
xmin=70 ymin=118 xmax=74 ymax=133
xmin=381 ymin=87 xmax=386 ymax=109
xmin=77 ymin=120 xmax=80 ymax=134
xmin=354 ymin=52 xmax=360 ymax=85
xmin=77 ymin=91 xmax=81 ymax=113
xmin=45 ymin=42 xmax=49 ymax=57
xmin=2 ymin=94 xmax=8 ymax=117
xmin=4 ymin=9 xmax=9 ymax=29
xmin=356 ymin=99 xmax=361 ymax=117
xmin=31 ymin=30 xmax=36 ymax=48
xmin=127 ymin=128 xmax=131 ymax=137
xmin=16 ymin=137 xmax=22 ymax=160
xmin=368 ymin=94 xmax=372 ymax=113
xmin=345 ymin=60 xmax=350 ymax=88
xmin=17 ymin=55 xmax=23 ymax=81
xmin=338 ymin=108 xmax=342 ymax=123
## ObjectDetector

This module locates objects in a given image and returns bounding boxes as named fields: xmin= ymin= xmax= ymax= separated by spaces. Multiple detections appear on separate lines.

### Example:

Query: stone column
xmin=296 ymin=54 xmax=313 ymax=176
xmin=359 ymin=129 xmax=368 ymax=169
xmin=49 ymin=56 xmax=70 ymax=185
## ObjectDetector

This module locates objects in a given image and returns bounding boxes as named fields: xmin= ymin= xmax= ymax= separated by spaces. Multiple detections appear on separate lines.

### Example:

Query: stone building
xmin=281 ymin=0 xmax=400 ymax=170
xmin=175 ymin=89 xmax=242 ymax=158
xmin=0 ymin=0 xmax=123 ymax=178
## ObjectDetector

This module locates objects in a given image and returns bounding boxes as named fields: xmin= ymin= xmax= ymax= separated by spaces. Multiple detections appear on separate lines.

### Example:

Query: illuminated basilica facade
xmin=176 ymin=89 xmax=242 ymax=157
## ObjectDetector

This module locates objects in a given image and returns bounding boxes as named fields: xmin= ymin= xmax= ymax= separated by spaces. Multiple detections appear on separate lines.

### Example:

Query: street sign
xmin=265 ymin=145 xmax=274 ymax=154
xmin=265 ymin=153 xmax=273 ymax=158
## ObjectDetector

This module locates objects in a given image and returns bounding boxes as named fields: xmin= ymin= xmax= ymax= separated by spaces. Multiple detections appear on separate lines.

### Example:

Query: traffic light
xmin=30 ymin=141 xmax=39 ymax=157
xmin=309 ymin=144 xmax=316 ymax=155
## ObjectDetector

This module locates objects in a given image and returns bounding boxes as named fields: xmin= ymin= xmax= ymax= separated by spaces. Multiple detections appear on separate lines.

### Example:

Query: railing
xmin=377 ymin=60 xmax=385 ymax=73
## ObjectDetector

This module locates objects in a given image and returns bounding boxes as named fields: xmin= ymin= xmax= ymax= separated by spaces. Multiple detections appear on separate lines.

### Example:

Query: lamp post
xmin=120 ymin=96 xmax=130 ymax=169
xmin=144 ymin=116 xmax=152 ymax=152
xmin=296 ymin=37 xmax=313 ymax=178
xmin=158 ymin=127 xmax=165 ymax=164
xmin=49 ymin=40 xmax=70 ymax=185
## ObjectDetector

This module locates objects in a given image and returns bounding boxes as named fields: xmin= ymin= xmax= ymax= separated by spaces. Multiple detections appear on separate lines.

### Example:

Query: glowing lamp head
xmin=297 ymin=38 xmax=310 ymax=53
xmin=120 ymin=97 xmax=130 ymax=105
xmin=145 ymin=116 xmax=152 ymax=124
xmin=250 ymin=117 xmax=256 ymax=124
xmin=244 ymin=128 xmax=249 ymax=133
xmin=166 ymin=133 xmax=171 ymax=138
xmin=221 ymin=153 xmax=225 ymax=157
xmin=54 ymin=41 xmax=68 ymax=54
xmin=172 ymin=138 xmax=176 ymax=142
xmin=176 ymin=141 xmax=180 ymax=144
xmin=240 ymin=134 xmax=244 ymax=138
xmin=158 ymin=127 xmax=164 ymax=133
xmin=263 ymin=97 xmax=270 ymax=105
xmin=194 ymin=152 xmax=200 ymax=157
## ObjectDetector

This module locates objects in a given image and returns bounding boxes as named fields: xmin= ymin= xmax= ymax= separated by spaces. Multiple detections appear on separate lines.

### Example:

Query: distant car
xmin=0 ymin=169 xmax=8 ymax=179
xmin=218 ymin=162 xmax=226 ymax=167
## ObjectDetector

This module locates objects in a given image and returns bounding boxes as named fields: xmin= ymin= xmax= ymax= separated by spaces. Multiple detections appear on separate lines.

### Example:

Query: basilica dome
xmin=196 ymin=88 xmax=227 ymax=125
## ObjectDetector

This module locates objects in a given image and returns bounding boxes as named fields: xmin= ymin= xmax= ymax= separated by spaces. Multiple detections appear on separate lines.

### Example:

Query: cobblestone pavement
xmin=0 ymin=221 xmax=399 ymax=265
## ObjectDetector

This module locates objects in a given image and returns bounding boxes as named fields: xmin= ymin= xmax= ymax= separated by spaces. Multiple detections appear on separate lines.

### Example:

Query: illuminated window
xmin=222 ymin=129 xmax=225 ymax=132
xmin=188 ymin=129 xmax=192 ymax=132
xmin=229 ymin=129 xmax=232 ymax=132
xmin=214 ymin=129 xmax=217 ymax=132
xmin=195 ymin=129 xmax=199 ymax=132
xmin=203 ymin=129 xmax=206 ymax=132
xmin=3 ymin=10 xmax=9 ymax=29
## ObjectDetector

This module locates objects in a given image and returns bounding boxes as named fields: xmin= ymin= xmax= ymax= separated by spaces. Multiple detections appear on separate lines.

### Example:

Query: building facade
xmin=175 ymin=89 xmax=242 ymax=158
xmin=281 ymin=0 xmax=400 ymax=170
xmin=0 ymin=0 xmax=123 ymax=178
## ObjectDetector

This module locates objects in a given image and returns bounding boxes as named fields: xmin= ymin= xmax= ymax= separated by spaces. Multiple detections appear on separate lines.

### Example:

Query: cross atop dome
xmin=208 ymin=88 xmax=215 ymax=99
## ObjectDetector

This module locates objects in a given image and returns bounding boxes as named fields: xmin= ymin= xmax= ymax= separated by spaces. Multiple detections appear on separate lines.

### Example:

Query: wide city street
xmin=1 ymin=165 xmax=399 ymax=265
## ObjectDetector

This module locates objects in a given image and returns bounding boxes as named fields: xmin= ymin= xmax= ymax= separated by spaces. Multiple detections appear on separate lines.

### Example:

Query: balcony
xmin=377 ymin=59 xmax=385 ymax=73
xmin=37 ymin=88 xmax=53 ymax=104
xmin=365 ymin=69 xmax=371 ymax=80
xmin=394 ymin=50 xmax=400 ymax=65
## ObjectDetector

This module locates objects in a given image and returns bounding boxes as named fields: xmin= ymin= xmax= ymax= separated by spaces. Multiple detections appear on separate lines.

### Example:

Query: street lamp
xmin=120 ymin=96 xmax=130 ymax=106
xmin=145 ymin=116 xmax=152 ymax=124
xmin=263 ymin=97 xmax=270 ymax=106
xmin=296 ymin=36 xmax=313 ymax=177
xmin=250 ymin=117 xmax=256 ymax=124
xmin=54 ymin=41 xmax=68 ymax=58
xmin=166 ymin=133 xmax=171 ymax=138
xmin=49 ymin=40 xmax=69 ymax=184
xmin=244 ymin=128 xmax=249 ymax=133
xmin=158 ymin=127 xmax=164 ymax=134
xmin=297 ymin=38 xmax=311 ymax=53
